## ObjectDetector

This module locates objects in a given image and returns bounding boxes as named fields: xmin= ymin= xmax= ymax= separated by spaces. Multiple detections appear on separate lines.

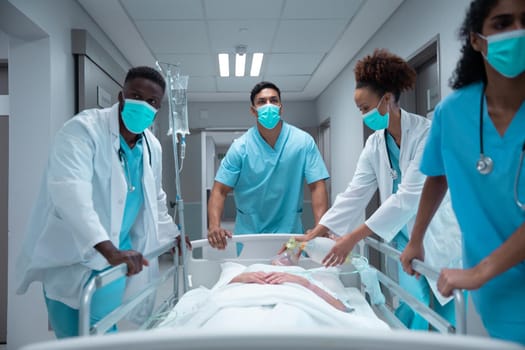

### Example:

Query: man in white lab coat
xmin=16 ymin=66 xmax=185 ymax=337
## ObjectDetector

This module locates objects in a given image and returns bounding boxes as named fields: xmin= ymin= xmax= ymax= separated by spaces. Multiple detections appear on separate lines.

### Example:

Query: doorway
xmin=0 ymin=61 xmax=8 ymax=345
xmin=400 ymin=36 xmax=440 ymax=119
xmin=200 ymin=129 xmax=247 ymax=238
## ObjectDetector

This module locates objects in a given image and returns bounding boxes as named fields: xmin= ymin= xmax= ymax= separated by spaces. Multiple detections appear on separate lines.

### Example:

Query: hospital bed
xmin=21 ymin=234 xmax=525 ymax=350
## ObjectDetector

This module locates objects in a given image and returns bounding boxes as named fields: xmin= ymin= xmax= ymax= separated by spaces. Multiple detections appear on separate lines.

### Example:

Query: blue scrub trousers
xmin=393 ymin=233 xmax=430 ymax=330
xmin=393 ymin=233 xmax=457 ymax=330
xmin=44 ymin=272 xmax=126 ymax=338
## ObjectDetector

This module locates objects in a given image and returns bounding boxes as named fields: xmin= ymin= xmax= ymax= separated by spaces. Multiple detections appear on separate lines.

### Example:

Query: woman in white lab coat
xmin=16 ymin=66 xmax=182 ymax=337
xmin=299 ymin=49 xmax=462 ymax=330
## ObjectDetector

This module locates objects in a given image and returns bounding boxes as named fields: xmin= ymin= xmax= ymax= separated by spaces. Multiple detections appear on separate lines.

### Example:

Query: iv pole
xmin=156 ymin=61 xmax=189 ymax=294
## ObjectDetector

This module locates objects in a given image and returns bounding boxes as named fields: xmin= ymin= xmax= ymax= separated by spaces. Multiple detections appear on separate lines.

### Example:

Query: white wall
xmin=4 ymin=1 xmax=130 ymax=348
xmin=189 ymin=100 xmax=318 ymax=129
xmin=206 ymin=136 xmax=215 ymax=189
xmin=316 ymin=0 xmax=469 ymax=200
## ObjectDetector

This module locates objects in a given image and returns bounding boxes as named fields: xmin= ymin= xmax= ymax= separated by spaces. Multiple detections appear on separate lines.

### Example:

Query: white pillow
xmin=212 ymin=261 xmax=247 ymax=290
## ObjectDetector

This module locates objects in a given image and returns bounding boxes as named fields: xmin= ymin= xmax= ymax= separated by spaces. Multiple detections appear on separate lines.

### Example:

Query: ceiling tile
xmin=208 ymin=20 xmax=277 ymax=52
xmin=82 ymin=0 xmax=404 ymax=101
xmin=282 ymin=0 xmax=363 ymax=19
xmin=204 ymin=0 xmax=284 ymax=19
xmin=155 ymin=53 xmax=215 ymax=76
xmin=121 ymin=0 xmax=204 ymax=20
xmin=263 ymin=75 xmax=310 ymax=92
xmin=273 ymin=19 xmax=347 ymax=53
xmin=266 ymin=53 xmax=323 ymax=75
xmin=216 ymin=77 xmax=261 ymax=92
xmin=186 ymin=76 xmax=217 ymax=92
xmin=135 ymin=20 xmax=209 ymax=53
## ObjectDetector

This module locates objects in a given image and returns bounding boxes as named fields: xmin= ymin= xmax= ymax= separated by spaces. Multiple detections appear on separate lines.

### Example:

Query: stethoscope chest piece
xmin=390 ymin=169 xmax=398 ymax=180
xmin=476 ymin=154 xmax=493 ymax=175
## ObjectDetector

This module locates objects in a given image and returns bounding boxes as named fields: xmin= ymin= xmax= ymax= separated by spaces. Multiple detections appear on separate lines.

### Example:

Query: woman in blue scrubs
xmin=401 ymin=0 xmax=525 ymax=344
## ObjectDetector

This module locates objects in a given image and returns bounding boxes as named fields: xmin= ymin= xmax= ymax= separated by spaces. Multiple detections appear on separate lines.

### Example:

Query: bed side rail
xmin=79 ymin=241 xmax=176 ymax=336
xmin=363 ymin=237 xmax=466 ymax=335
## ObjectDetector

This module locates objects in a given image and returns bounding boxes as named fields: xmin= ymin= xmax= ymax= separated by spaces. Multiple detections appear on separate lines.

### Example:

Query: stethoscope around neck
xmin=384 ymin=129 xmax=398 ymax=181
xmin=118 ymin=132 xmax=151 ymax=192
xmin=477 ymin=87 xmax=525 ymax=210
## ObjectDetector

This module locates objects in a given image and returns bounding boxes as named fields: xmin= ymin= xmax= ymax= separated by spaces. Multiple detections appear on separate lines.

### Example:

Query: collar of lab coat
xmin=109 ymin=103 xmax=121 ymax=155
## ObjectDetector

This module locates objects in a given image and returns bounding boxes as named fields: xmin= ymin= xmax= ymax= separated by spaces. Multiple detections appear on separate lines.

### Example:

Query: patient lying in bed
xmin=229 ymin=270 xmax=349 ymax=312
xmin=157 ymin=263 xmax=390 ymax=331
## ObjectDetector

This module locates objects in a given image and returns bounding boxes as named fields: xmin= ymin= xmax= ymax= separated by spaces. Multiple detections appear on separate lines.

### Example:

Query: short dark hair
xmin=250 ymin=81 xmax=281 ymax=105
xmin=124 ymin=66 xmax=166 ymax=93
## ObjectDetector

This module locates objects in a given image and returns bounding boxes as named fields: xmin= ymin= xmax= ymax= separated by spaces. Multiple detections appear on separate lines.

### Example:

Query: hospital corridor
xmin=1 ymin=0 xmax=525 ymax=349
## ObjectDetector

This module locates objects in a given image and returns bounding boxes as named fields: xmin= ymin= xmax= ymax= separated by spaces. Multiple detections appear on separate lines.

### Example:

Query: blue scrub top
xmin=215 ymin=122 xmax=329 ymax=234
xmin=119 ymin=135 xmax=145 ymax=250
xmin=421 ymin=82 xmax=525 ymax=330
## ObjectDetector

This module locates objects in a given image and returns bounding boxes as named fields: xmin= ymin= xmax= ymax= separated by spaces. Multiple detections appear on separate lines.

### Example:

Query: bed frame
xmin=81 ymin=233 xmax=462 ymax=335
xmin=21 ymin=234 xmax=524 ymax=350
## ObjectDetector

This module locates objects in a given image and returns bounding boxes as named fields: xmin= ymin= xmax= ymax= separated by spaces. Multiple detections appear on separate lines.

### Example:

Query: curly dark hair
xmin=250 ymin=81 xmax=281 ymax=105
xmin=354 ymin=49 xmax=416 ymax=102
xmin=125 ymin=66 xmax=166 ymax=93
xmin=449 ymin=0 xmax=498 ymax=89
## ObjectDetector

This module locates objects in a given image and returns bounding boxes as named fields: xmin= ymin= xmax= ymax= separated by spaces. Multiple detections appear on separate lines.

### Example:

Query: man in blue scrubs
xmin=207 ymin=81 xmax=329 ymax=249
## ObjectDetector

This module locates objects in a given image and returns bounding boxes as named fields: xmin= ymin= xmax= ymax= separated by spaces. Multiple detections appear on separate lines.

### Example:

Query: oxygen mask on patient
xmin=282 ymin=237 xmax=355 ymax=266
xmin=271 ymin=238 xmax=302 ymax=266
xmin=278 ymin=237 xmax=385 ymax=305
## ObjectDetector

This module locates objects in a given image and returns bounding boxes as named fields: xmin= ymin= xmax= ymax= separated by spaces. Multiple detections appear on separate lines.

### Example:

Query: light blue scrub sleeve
xmin=420 ymin=104 xmax=445 ymax=176
xmin=215 ymin=141 xmax=242 ymax=188
xmin=304 ymin=138 xmax=330 ymax=184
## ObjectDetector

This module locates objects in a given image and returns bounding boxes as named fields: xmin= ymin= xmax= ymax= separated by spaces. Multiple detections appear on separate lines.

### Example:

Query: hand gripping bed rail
xmin=363 ymin=237 xmax=466 ymax=335
xmin=79 ymin=241 xmax=176 ymax=336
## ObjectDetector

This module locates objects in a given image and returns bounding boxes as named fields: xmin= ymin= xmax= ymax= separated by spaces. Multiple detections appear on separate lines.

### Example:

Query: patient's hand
xmin=265 ymin=272 xmax=347 ymax=312
xmin=264 ymin=272 xmax=309 ymax=287
xmin=229 ymin=271 xmax=268 ymax=284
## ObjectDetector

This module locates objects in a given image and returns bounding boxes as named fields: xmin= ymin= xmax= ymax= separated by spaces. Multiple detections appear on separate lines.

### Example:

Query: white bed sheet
xmin=158 ymin=263 xmax=390 ymax=331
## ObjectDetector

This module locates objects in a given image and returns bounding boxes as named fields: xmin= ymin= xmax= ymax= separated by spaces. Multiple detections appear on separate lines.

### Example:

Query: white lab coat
xmin=16 ymin=103 xmax=179 ymax=319
xmin=320 ymin=110 xmax=462 ymax=305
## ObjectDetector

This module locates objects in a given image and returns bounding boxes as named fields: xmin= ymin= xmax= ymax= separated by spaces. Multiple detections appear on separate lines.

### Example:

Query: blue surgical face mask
xmin=257 ymin=104 xmax=281 ymax=129
xmin=121 ymin=98 xmax=158 ymax=134
xmin=362 ymin=96 xmax=389 ymax=131
xmin=478 ymin=29 xmax=525 ymax=78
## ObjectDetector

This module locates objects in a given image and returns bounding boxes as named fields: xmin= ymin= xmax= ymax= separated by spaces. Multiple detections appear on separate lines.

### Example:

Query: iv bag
xmin=171 ymin=75 xmax=190 ymax=136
